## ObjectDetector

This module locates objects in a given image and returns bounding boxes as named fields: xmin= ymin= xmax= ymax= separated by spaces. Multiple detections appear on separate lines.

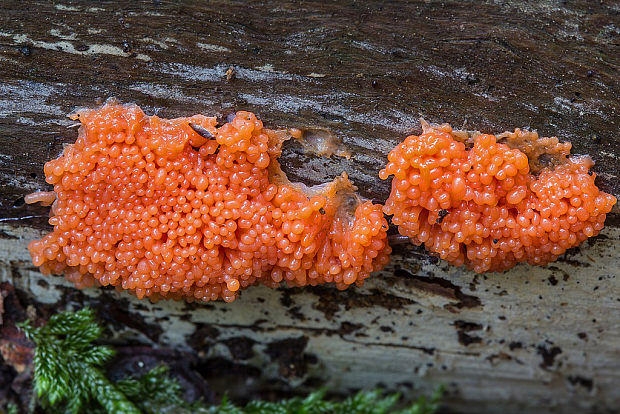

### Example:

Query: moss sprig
xmin=18 ymin=308 xmax=442 ymax=414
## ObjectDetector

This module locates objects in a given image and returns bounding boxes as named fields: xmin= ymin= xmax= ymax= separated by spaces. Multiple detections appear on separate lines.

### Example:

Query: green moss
xmin=207 ymin=387 xmax=443 ymax=414
xmin=18 ymin=308 xmax=442 ymax=414
xmin=19 ymin=308 xmax=139 ymax=414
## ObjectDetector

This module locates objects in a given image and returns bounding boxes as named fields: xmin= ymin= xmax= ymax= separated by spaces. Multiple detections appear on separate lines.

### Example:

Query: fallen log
xmin=0 ymin=1 xmax=618 ymax=413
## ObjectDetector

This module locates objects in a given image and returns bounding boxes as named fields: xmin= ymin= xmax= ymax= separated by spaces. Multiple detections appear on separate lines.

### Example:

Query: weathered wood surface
xmin=0 ymin=1 xmax=619 ymax=413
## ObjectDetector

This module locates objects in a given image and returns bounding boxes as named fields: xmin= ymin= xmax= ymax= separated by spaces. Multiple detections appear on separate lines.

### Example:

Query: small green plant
xmin=209 ymin=387 xmax=443 ymax=414
xmin=5 ymin=402 xmax=18 ymax=414
xmin=18 ymin=308 xmax=140 ymax=413
xmin=18 ymin=308 xmax=442 ymax=414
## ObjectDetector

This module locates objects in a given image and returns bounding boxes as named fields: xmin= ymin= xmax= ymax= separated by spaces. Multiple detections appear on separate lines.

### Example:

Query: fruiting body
xmin=28 ymin=101 xmax=390 ymax=302
xmin=380 ymin=122 xmax=616 ymax=273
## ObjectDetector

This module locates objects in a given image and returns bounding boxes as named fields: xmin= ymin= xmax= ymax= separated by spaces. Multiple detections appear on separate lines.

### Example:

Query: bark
xmin=0 ymin=1 xmax=618 ymax=413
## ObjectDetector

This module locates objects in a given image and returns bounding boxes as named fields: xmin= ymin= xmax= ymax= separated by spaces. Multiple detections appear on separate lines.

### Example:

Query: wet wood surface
xmin=0 ymin=1 xmax=618 ymax=413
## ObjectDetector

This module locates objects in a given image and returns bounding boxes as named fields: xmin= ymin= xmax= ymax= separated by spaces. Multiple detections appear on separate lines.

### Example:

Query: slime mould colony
xmin=27 ymin=101 xmax=390 ymax=302
xmin=26 ymin=102 xmax=616 ymax=302
xmin=379 ymin=121 xmax=616 ymax=273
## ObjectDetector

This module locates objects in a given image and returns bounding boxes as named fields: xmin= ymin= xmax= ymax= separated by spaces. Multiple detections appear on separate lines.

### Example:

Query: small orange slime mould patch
xmin=380 ymin=122 xmax=616 ymax=273
xmin=27 ymin=101 xmax=390 ymax=302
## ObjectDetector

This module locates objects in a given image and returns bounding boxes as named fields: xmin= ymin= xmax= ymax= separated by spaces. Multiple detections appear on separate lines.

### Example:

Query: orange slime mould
xmin=380 ymin=121 xmax=616 ymax=273
xmin=27 ymin=100 xmax=390 ymax=302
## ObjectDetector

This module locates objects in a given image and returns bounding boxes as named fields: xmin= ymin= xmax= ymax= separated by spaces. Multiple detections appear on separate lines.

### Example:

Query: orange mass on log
xmin=27 ymin=101 xmax=390 ymax=302
xmin=380 ymin=122 xmax=616 ymax=273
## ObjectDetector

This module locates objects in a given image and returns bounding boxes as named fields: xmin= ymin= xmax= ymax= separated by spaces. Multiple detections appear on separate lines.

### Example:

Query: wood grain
xmin=0 ymin=1 xmax=618 ymax=413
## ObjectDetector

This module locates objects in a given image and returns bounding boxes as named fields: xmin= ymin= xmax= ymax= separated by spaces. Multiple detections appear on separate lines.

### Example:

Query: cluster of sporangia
xmin=380 ymin=123 xmax=616 ymax=273
xmin=28 ymin=102 xmax=390 ymax=302
xmin=27 ymin=102 xmax=616 ymax=301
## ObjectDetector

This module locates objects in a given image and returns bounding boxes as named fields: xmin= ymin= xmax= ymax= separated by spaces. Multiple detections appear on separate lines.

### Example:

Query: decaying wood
xmin=0 ymin=1 xmax=618 ymax=413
